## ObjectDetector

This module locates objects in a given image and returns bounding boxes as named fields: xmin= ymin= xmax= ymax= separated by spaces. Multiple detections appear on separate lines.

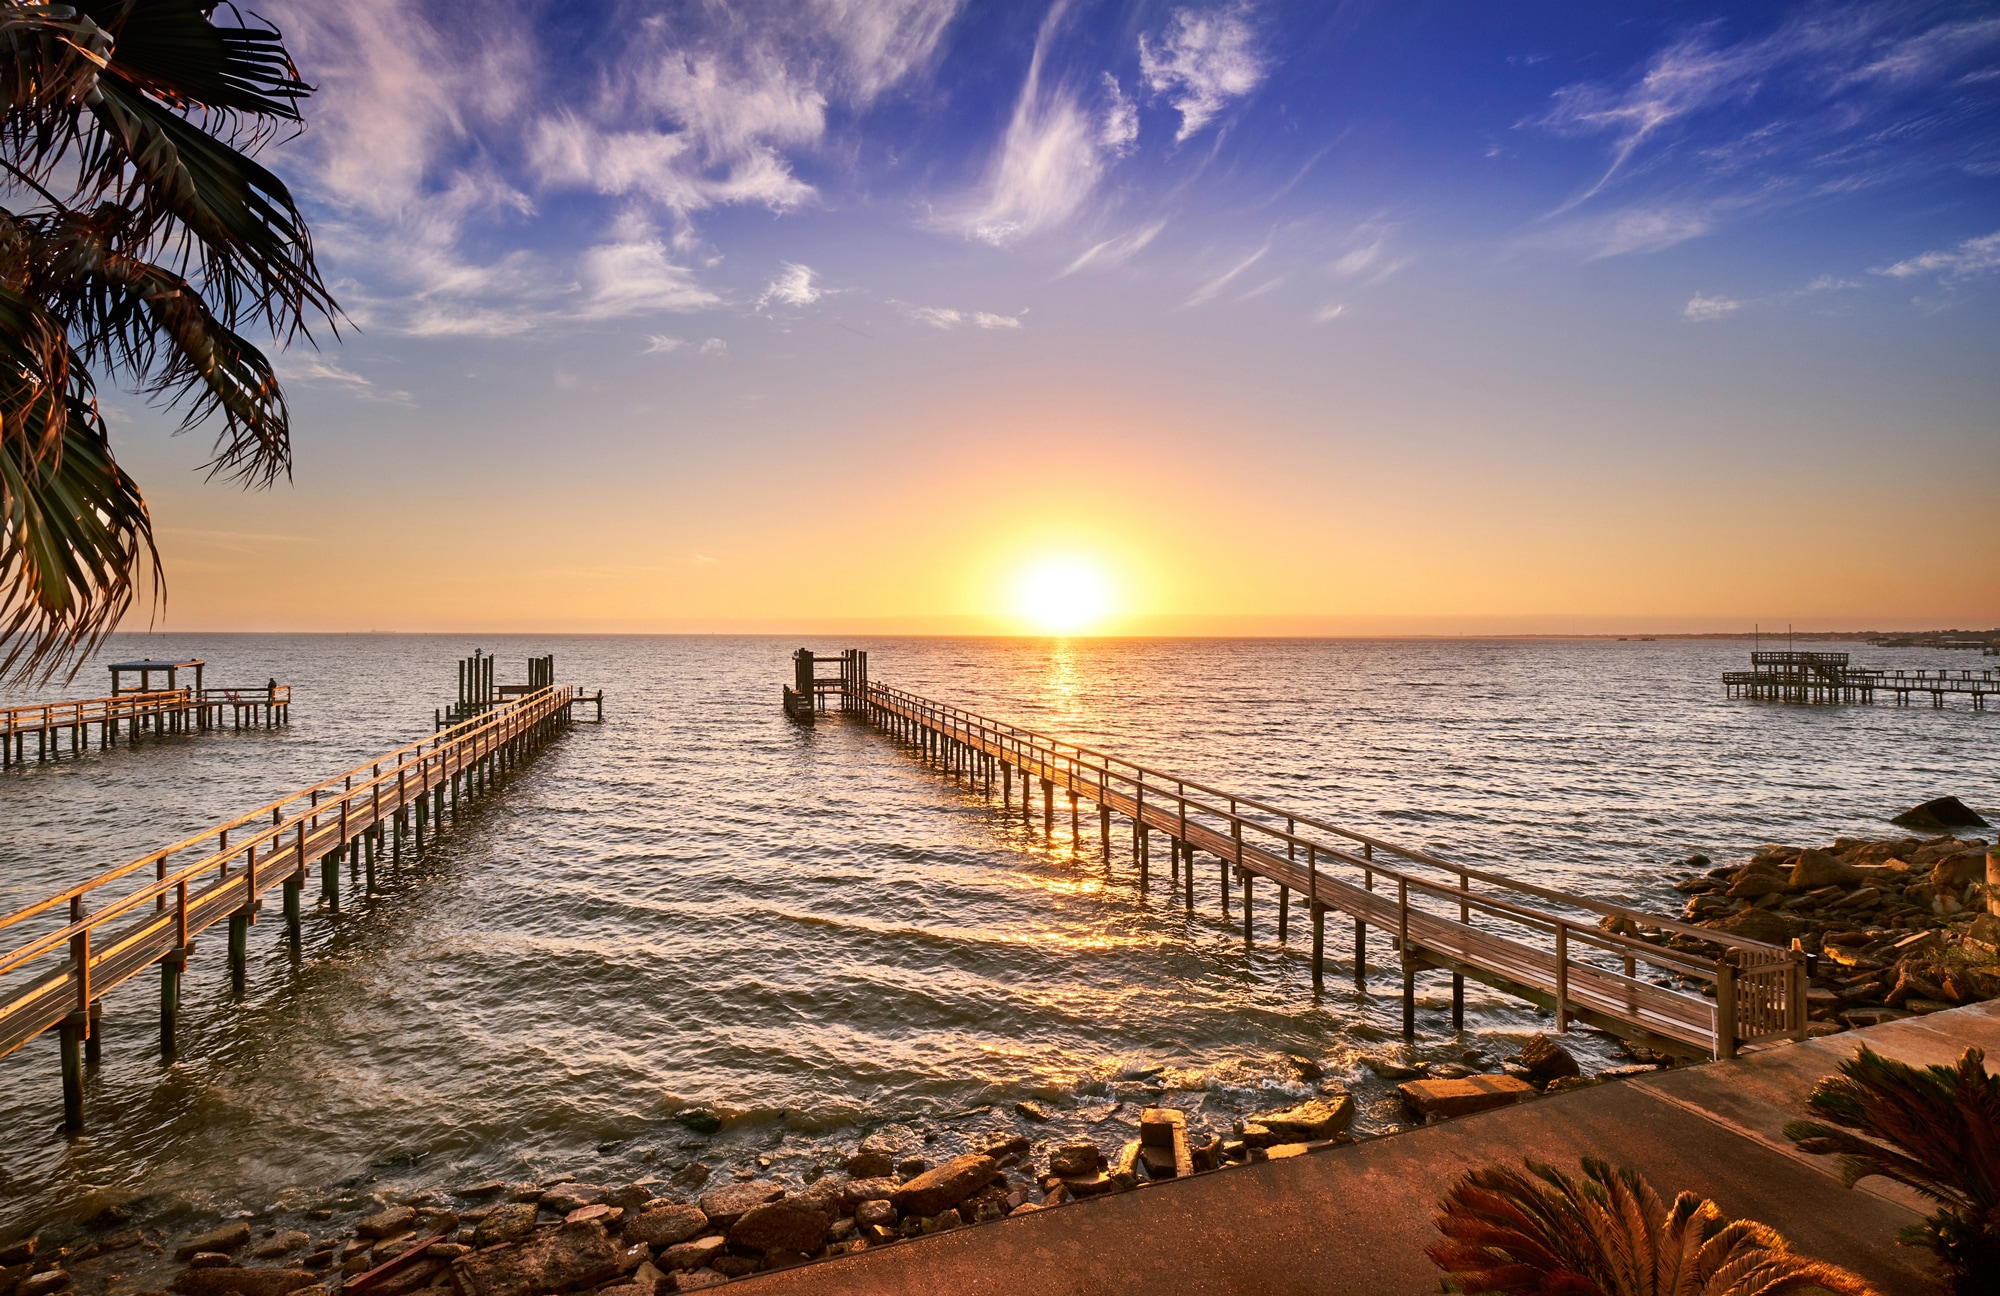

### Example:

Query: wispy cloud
xmin=1186 ymin=243 xmax=1269 ymax=306
xmin=1682 ymin=293 xmax=1744 ymax=321
xmin=642 ymin=335 xmax=687 ymax=354
xmin=1139 ymin=4 xmax=1267 ymax=142
xmin=572 ymin=215 xmax=723 ymax=319
xmin=1311 ymin=303 xmax=1345 ymax=324
xmin=901 ymin=304 xmax=1023 ymax=330
xmin=759 ymin=262 xmax=823 ymax=309
xmin=1062 ymin=219 xmax=1168 ymax=275
xmin=1873 ymin=229 xmax=2000 ymax=281
xmin=274 ymin=355 xmax=415 ymax=404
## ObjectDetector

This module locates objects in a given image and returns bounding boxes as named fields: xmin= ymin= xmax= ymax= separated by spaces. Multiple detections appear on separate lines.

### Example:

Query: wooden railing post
xmin=1554 ymin=921 xmax=1569 ymax=1033
xmin=1716 ymin=957 xmax=1738 ymax=1060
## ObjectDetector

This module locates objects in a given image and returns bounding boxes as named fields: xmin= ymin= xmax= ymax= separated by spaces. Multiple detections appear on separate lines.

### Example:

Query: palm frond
xmin=1428 ymin=1157 xmax=1882 ymax=1296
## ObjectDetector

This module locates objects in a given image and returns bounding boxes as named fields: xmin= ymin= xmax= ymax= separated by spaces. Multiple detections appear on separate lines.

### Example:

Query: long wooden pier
xmin=1725 ymin=650 xmax=1996 ymax=709
xmin=849 ymin=680 xmax=1804 ymax=1062
xmin=1 ymin=685 xmax=292 ymax=767
xmin=0 ymin=682 xmax=588 ymax=1132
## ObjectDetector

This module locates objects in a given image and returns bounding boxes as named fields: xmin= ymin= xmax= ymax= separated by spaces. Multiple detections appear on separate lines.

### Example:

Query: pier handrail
xmin=0 ymin=686 xmax=576 ymax=946
xmin=868 ymin=684 xmax=1770 ymax=960
xmin=2 ymin=689 xmax=190 ymax=733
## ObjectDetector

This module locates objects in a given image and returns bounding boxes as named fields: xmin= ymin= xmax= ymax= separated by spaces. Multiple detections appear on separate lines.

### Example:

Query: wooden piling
xmin=159 ymin=950 xmax=183 ymax=1060
xmin=1311 ymin=902 xmax=1326 ymax=990
xmin=60 ymin=1012 xmax=84 ymax=1133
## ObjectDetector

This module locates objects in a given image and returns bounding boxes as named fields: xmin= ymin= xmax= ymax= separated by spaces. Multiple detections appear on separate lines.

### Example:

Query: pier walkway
xmin=0 ymin=682 xmax=588 ymax=1132
xmin=1 ymin=684 xmax=291 ymax=768
xmin=859 ymin=682 xmax=1806 ymax=1062
xmin=1726 ymin=650 xmax=1997 ymax=708
xmin=754 ymin=1001 xmax=1995 ymax=1296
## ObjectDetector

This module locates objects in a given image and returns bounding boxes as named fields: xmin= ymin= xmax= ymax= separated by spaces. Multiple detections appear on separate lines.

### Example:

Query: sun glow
xmin=1014 ymin=556 xmax=1115 ymax=634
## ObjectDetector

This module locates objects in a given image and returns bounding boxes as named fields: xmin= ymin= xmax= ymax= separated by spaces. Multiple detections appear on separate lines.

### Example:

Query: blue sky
xmin=121 ymin=0 xmax=2000 ymax=632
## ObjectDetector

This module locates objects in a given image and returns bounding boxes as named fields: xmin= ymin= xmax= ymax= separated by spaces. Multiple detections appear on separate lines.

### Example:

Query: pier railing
xmin=0 ymin=684 xmax=586 ymax=1125
xmin=3 ymin=685 xmax=294 ymax=766
xmin=863 ymin=683 xmax=1804 ymax=1061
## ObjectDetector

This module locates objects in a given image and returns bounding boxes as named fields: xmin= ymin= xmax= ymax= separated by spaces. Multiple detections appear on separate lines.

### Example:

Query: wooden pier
xmin=1724 ymin=650 xmax=1996 ymax=709
xmin=3 ymin=680 xmax=291 ymax=768
xmin=802 ymin=666 xmax=1805 ymax=1062
xmin=0 ymin=678 xmax=590 ymax=1133
xmin=784 ymin=648 xmax=868 ymax=724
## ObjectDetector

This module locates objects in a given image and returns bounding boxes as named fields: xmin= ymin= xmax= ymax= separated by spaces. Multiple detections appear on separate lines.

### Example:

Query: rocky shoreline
xmin=5 ymin=830 xmax=1992 ymax=1294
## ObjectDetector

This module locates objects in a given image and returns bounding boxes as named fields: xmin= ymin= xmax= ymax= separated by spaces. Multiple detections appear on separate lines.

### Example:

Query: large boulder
xmin=837 ymin=1178 xmax=900 ymax=1213
xmin=538 ymin=1186 xmax=607 ymax=1217
xmin=472 ymin=1203 xmax=539 ymax=1249
xmin=843 ymin=1151 xmax=893 ymax=1179
xmin=356 ymin=1207 xmax=418 ymax=1240
xmin=1700 ymin=907 xmax=1796 ymax=946
xmin=1046 ymin=1145 xmax=1103 ymax=1178
xmin=657 ymin=1238 xmax=725 ymax=1273
xmin=888 ymin=1154 xmax=999 ymax=1218
xmin=1249 ymin=1094 xmax=1353 ymax=1141
xmin=170 ymin=1272 xmax=318 ymax=1296
xmin=694 ymin=1182 xmax=782 ymax=1230
xmin=1517 ymin=1035 xmax=1581 ymax=1087
xmin=1790 ymin=849 xmax=1864 ymax=890
xmin=726 ymin=1199 xmax=829 ymax=1255
xmin=449 ymin=1220 xmax=625 ymax=1296
xmin=622 ymin=1205 xmax=707 ymax=1249
xmin=1725 ymin=869 xmax=1790 ymax=899
xmin=1399 ymin=1075 xmax=1536 ymax=1119
xmin=1892 ymin=797 xmax=1988 ymax=833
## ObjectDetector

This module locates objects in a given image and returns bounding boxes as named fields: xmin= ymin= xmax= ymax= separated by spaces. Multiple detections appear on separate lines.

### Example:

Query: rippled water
xmin=1 ymin=634 xmax=1994 ymax=1241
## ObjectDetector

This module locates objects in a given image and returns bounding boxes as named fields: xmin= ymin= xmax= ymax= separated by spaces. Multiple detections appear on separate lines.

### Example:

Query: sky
xmin=105 ymin=0 xmax=2000 ymax=635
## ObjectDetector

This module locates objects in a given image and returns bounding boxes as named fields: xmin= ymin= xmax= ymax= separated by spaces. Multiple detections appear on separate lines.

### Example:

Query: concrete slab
xmin=743 ymin=1004 xmax=1999 ymax=1295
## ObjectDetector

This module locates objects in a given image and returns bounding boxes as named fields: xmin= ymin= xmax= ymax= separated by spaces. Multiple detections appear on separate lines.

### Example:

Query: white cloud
xmin=901 ymin=304 xmax=1022 ymax=330
xmin=1062 ymin=220 xmax=1167 ymax=275
xmin=1550 ymin=203 xmax=1727 ymax=259
xmin=952 ymin=6 xmax=1111 ymax=245
xmin=1100 ymin=73 xmax=1138 ymax=154
xmin=1139 ymin=4 xmax=1266 ymax=142
xmin=1682 ymin=293 xmax=1744 ymax=321
xmin=1873 ymin=229 xmax=2000 ymax=281
xmin=759 ymin=262 xmax=823 ymax=309
xmin=1311 ymin=303 xmax=1345 ymax=324
xmin=973 ymin=312 xmax=1023 ymax=329
xmin=699 ymin=338 xmax=728 ymax=356
xmin=572 ymin=216 xmax=723 ymax=319
xmin=1186 ymin=243 xmax=1269 ymax=306
xmin=274 ymin=355 xmax=415 ymax=404
xmin=642 ymin=335 xmax=687 ymax=354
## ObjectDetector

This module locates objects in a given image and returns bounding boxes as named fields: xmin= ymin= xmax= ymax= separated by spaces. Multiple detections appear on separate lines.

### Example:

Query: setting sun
xmin=1014 ymin=557 xmax=1115 ymax=634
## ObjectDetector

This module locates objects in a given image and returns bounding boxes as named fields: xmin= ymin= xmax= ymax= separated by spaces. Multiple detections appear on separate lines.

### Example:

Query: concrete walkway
xmin=750 ymin=1002 xmax=2000 ymax=1295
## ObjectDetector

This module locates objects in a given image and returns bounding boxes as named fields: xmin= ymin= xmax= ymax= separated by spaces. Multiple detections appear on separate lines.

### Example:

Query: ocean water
xmin=0 ymin=634 xmax=1994 ymax=1240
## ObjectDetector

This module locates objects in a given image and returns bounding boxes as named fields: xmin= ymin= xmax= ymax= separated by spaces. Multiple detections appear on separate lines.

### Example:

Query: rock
xmin=471 ymin=1203 xmax=539 ymax=1249
xmin=187 ymin=1255 xmax=234 ymax=1271
xmin=982 ymin=1135 xmax=1030 ymax=1160
xmin=623 ymin=1206 xmax=707 ymax=1249
xmin=1046 ymin=1145 xmax=1103 ymax=1178
xmin=356 ymin=1207 xmax=418 ymax=1241
xmin=673 ymin=1108 xmax=722 ymax=1136
xmin=174 ymin=1225 xmax=252 ymax=1262
xmin=169 ymin=1272 xmax=318 ymax=1296
xmin=603 ymin=1186 xmax=653 ymax=1213
xmin=19 ymin=1274 xmax=69 ymax=1296
xmin=1725 ymin=869 xmax=1790 ymax=899
xmin=1791 ymin=849 xmax=1864 ymax=890
xmin=1399 ymin=1075 xmax=1537 ymax=1119
xmin=889 ymin=1155 xmax=1000 ymax=1217
xmin=1544 ymin=1076 xmax=1600 ymax=1095
xmin=1264 ymin=1144 xmax=1309 ymax=1160
xmin=1138 ymin=1107 xmax=1185 ymax=1148
xmin=854 ymin=1200 xmax=895 ymax=1229
xmin=668 ymin=1164 xmax=710 ymax=1190
xmin=1057 ymin=1174 xmax=1118 ymax=1198
xmin=1109 ymin=1141 xmax=1143 ymax=1190
xmin=1518 ymin=1035 xmax=1582 ymax=1087
xmin=539 ymin=1185 xmax=607 ymax=1217
xmin=459 ymin=1182 xmax=509 ymax=1199
xmin=707 ymin=1257 xmax=758 ymax=1279
xmin=248 ymin=1234 xmax=307 ymax=1261
xmin=0 ymin=1241 xmax=34 ymax=1267
xmin=1285 ymin=1054 xmax=1324 ymax=1082
xmin=565 ymin=1205 xmax=614 ymax=1226
xmin=427 ymin=1244 xmax=473 ymax=1261
xmin=671 ymin=1272 xmax=728 ymax=1292
xmin=842 ymin=1152 xmax=893 ymax=1179
xmin=893 ymin=1157 xmax=928 ymax=1180
xmin=1905 ymin=998 xmax=1955 ymax=1014
xmin=694 ymin=1183 xmax=783 ymax=1231
xmin=837 ymin=1178 xmax=899 ymax=1213
xmin=1249 ymin=1094 xmax=1354 ymax=1141
xmin=1012 ymin=1100 xmax=1052 ymax=1122
xmin=657 ymin=1238 xmax=725 ymax=1273
xmin=1841 ymin=1007 xmax=1911 ymax=1028
xmin=1701 ymin=907 xmax=1796 ymax=945
xmin=1359 ymin=1054 xmax=1426 ymax=1081
xmin=726 ymin=1200 xmax=828 ymax=1255
xmin=449 ymin=1220 xmax=624 ymax=1296
xmin=1892 ymin=797 xmax=1989 ymax=833
xmin=1239 ymin=1122 xmax=1278 ymax=1149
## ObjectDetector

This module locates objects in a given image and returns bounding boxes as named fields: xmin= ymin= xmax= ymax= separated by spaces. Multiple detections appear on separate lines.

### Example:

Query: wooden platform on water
xmin=821 ymin=675 xmax=1806 ymax=1062
xmin=2 ymin=684 xmax=291 ymax=767
xmin=0 ymin=681 xmax=590 ymax=1132
xmin=1725 ymin=650 xmax=1996 ymax=708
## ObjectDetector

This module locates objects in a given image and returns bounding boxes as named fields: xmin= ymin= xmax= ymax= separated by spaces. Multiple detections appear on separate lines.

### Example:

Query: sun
xmin=1014 ymin=556 xmax=1114 ymax=634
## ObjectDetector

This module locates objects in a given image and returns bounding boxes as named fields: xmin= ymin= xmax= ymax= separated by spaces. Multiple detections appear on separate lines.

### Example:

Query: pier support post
xmin=1001 ymin=762 xmax=1010 ymax=804
xmin=364 ymin=832 xmax=376 ymax=893
xmin=1451 ymin=974 xmax=1464 ymax=1031
xmin=1183 ymin=843 xmax=1194 ymax=913
xmin=1278 ymin=886 xmax=1289 ymax=943
xmin=159 ymin=951 xmax=184 ymax=1060
xmin=1241 ymin=872 xmax=1253 ymax=948
xmin=1355 ymin=919 xmax=1367 ymax=989
xmin=1068 ymin=790 xmax=1078 ymax=849
xmin=228 ymin=910 xmax=249 ymax=992
xmin=1402 ymin=962 xmax=1416 ymax=1039
xmin=1219 ymin=858 xmax=1229 ymax=918
xmin=1138 ymin=827 xmax=1149 ymax=890
xmin=1311 ymin=903 xmax=1326 ymax=990
xmin=85 ymin=1000 xmax=102 ymax=1066
xmin=321 ymin=852 xmax=340 ymax=916
xmin=60 ymin=1011 xmax=85 ymax=1134
xmin=1041 ymin=780 xmax=1053 ymax=835
xmin=283 ymin=875 xmax=302 ymax=948
xmin=1100 ymin=803 xmax=1110 ymax=858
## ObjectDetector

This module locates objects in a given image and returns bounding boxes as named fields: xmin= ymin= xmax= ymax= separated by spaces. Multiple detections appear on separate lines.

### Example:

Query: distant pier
xmin=1724 ymin=650 xmax=1995 ymax=709
xmin=3 ymin=657 xmax=290 ymax=768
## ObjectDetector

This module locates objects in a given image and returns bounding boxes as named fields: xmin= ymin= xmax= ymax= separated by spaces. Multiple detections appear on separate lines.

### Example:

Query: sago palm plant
xmin=0 ymin=0 xmax=335 ymax=682
xmin=1428 ymin=1157 xmax=1880 ymax=1295
xmin=1784 ymin=1045 xmax=2000 ymax=1294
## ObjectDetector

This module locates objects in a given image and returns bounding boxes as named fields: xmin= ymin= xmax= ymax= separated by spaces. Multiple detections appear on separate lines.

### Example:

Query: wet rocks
xmin=1791 ymin=849 xmax=1864 ymax=890
xmin=174 ymin=1225 xmax=250 ymax=1262
xmin=657 ymin=1238 xmax=724 ymax=1273
xmin=449 ymin=1220 xmax=624 ymax=1296
xmin=1892 ymin=797 xmax=1988 ymax=833
xmin=693 ymin=1184 xmax=782 ymax=1232
xmin=248 ymin=1233 xmax=307 ymax=1260
xmin=1399 ymin=1075 xmax=1537 ymax=1119
xmin=538 ymin=1186 xmax=606 ymax=1218
xmin=471 ymin=1204 xmax=538 ymax=1249
xmin=1516 ymin=1036 xmax=1581 ymax=1088
xmin=1248 ymin=1094 xmax=1353 ymax=1142
xmin=888 ymin=1155 xmax=999 ymax=1217
xmin=355 ymin=1208 xmax=418 ymax=1241
xmin=726 ymin=1200 xmax=829 ymax=1255
xmin=841 ymin=1152 xmax=892 ymax=1179
xmin=1012 ymin=1100 xmax=1052 ymax=1122
xmin=1045 ymin=1145 xmax=1103 ymax=1179
xmin=622 ymin=1206 xmax=707 ymax=1249
xmin=169 ymin=1271 xmax=318 ymax=1296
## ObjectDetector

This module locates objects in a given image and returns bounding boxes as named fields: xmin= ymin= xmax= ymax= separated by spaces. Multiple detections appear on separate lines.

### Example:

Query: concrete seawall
xmin=748 ymin=1003 xmax=2000 ymax=1294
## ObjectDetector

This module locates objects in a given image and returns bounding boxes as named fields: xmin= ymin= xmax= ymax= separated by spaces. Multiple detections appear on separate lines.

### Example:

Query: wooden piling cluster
xmin=785 ymin=648 xmax=868 ymax=725
xmin=1724 ymin=650 xmax=1996 ymax=709
xmin=852 ymin=676 xmax=1806 ymax=1062
xmin=3 ymin=685 xmax=292 ymax=768
xmin=0 ymin=682 xmax=589 ymax=1134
